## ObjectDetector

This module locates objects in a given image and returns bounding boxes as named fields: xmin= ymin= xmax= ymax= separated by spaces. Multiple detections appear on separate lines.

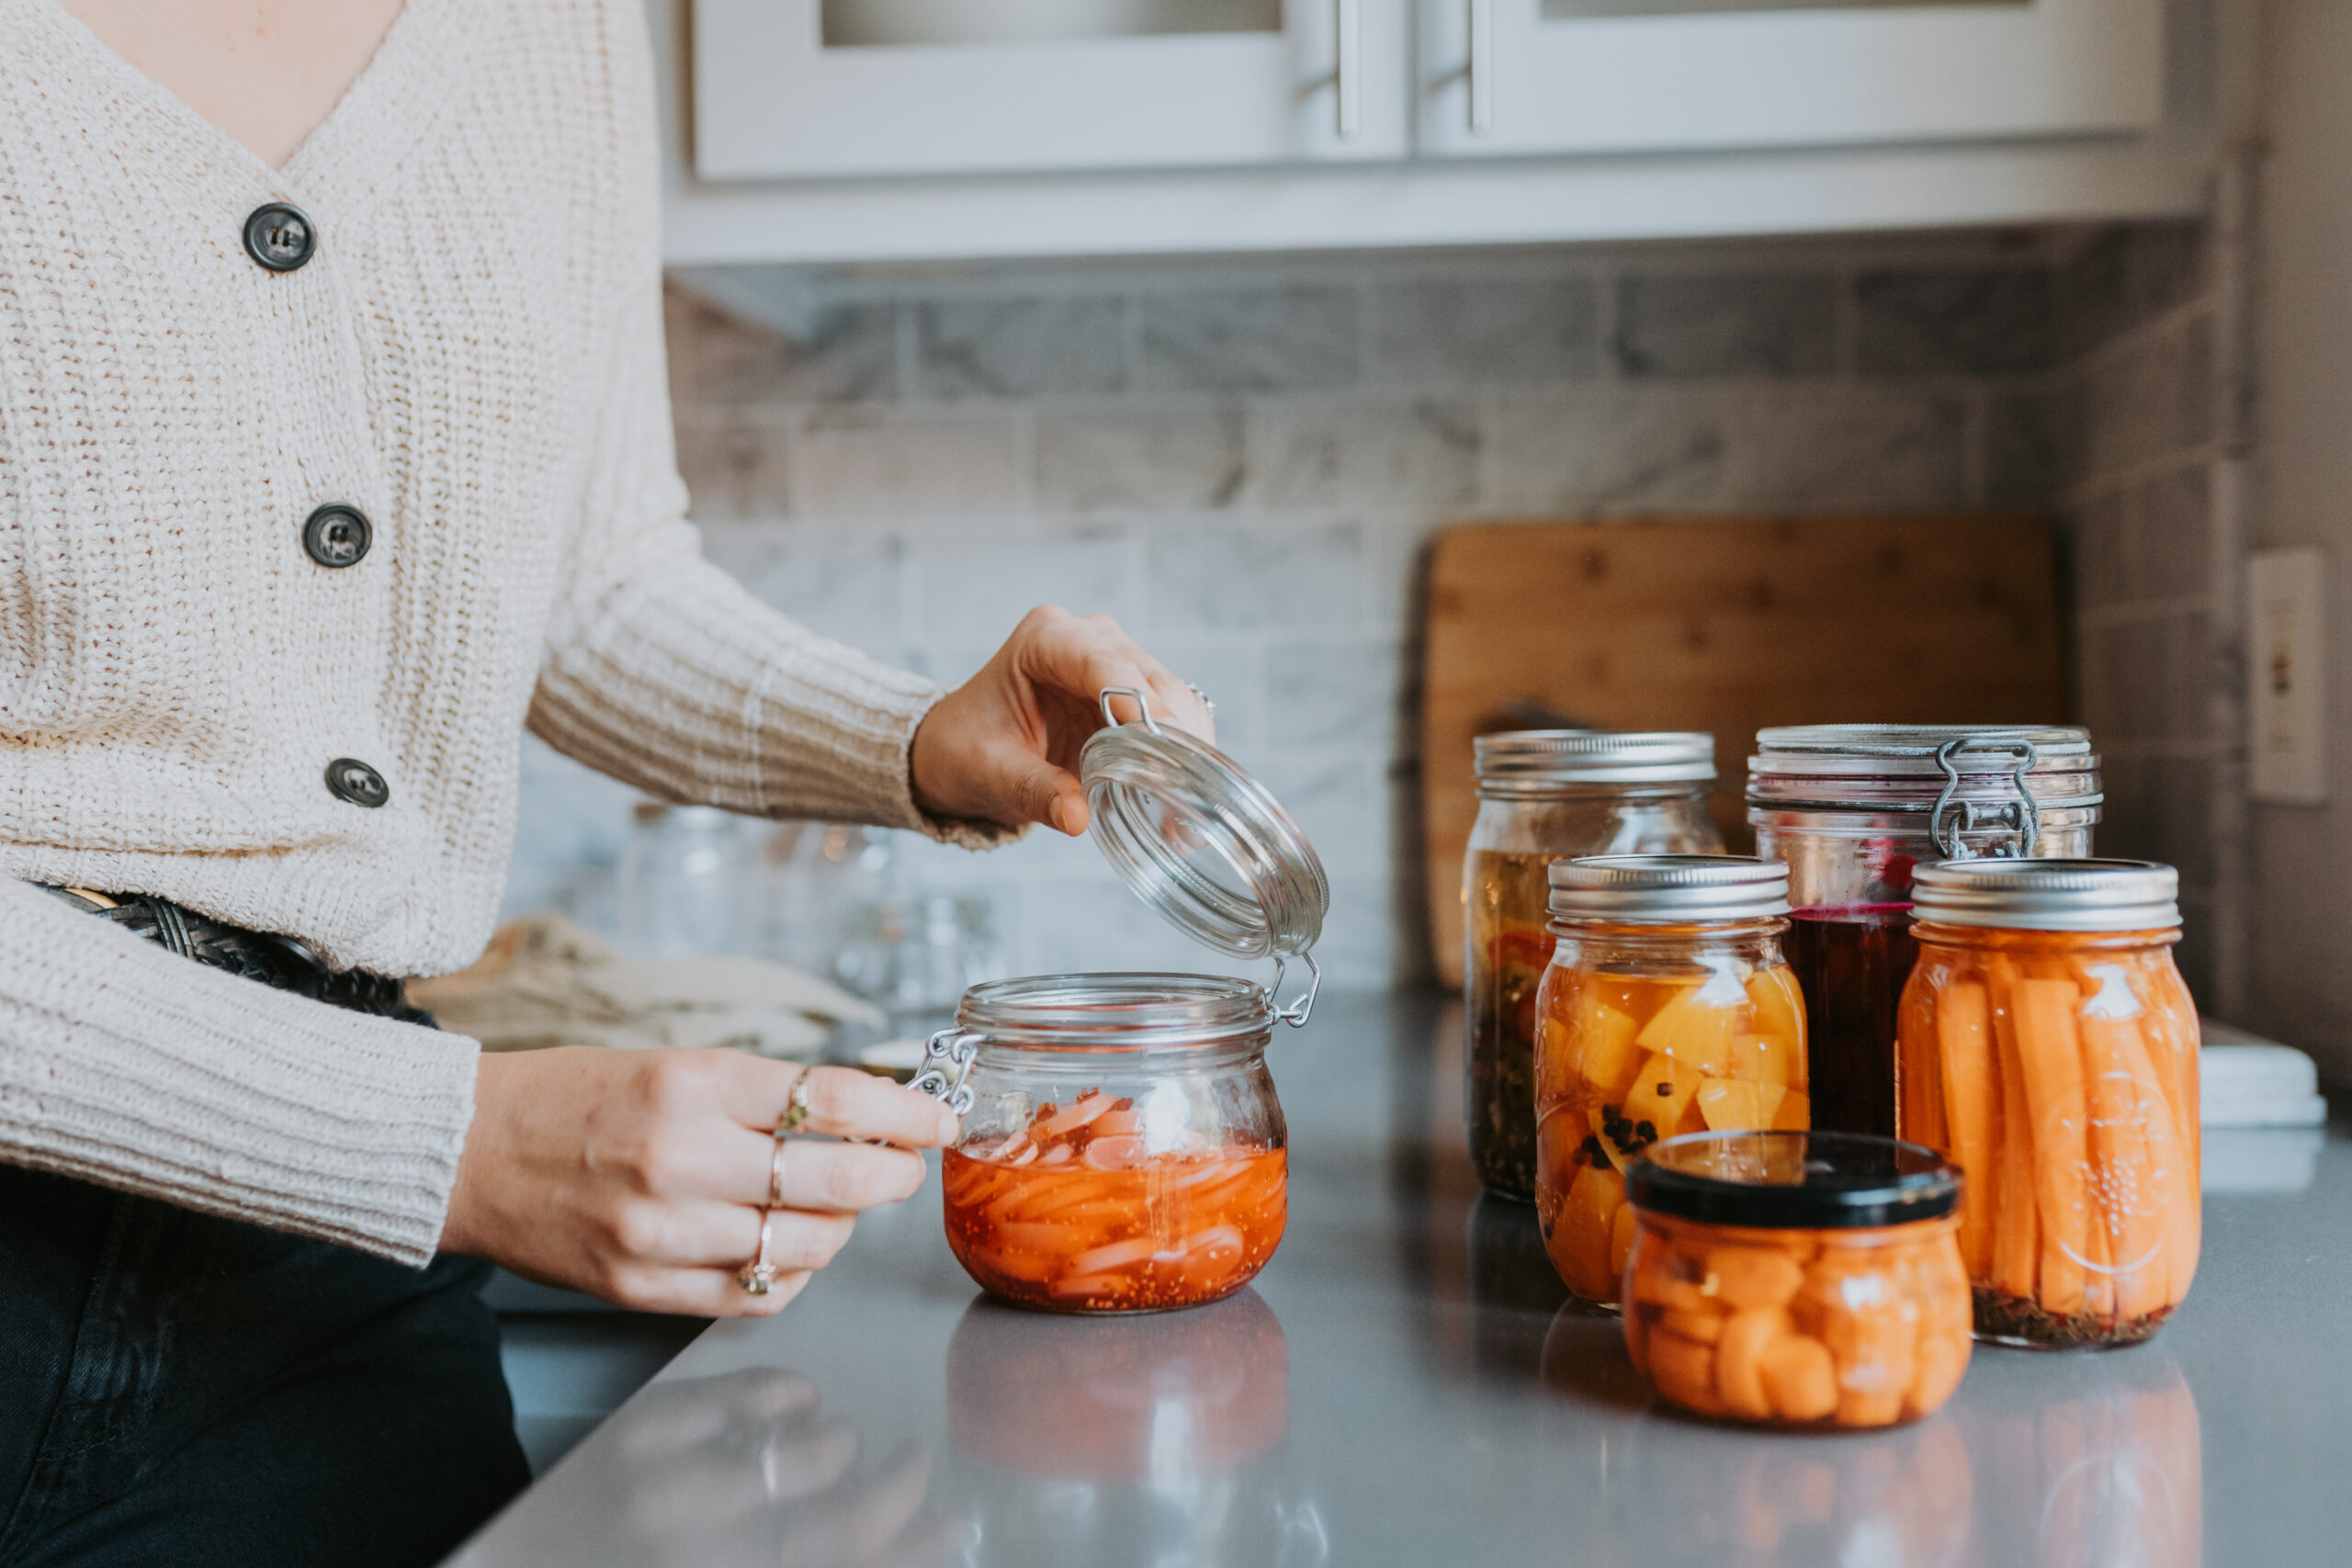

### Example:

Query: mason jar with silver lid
xmin=1464 ymin=731 xmax=1723 ymax=1201
xmin=1528 ymin=854 xmax=1808 ymax=1307
xmin=1894 ymin=859 xmax=2199 ymax=1348
xmin=1746 ymin=725 xmax=2102 ymax=1141
xmin=910 ymin=687 xmax=1326 ymax=1314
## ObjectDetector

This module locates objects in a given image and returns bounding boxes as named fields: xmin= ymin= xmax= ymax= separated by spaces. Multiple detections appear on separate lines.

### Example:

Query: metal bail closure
xmin=909 ymin=1028 xmax=982 ymax=1112
xmin=1269 ymin=952 xmax=1321 ymax=1029
xmin=1929 ymin=736 xmax=2043 ymax=860
xmin=1081 ymin=686 xmax=1329 ymax=1027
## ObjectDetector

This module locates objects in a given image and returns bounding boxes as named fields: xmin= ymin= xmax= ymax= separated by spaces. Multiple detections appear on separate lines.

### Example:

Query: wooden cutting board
xmin=1421 ymin=515 xmax=2067 ymax=987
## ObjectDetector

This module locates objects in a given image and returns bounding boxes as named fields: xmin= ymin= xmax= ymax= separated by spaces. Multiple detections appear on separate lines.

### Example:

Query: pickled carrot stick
xmin=1891 ymin=982 xmax=1947 ymax=1166
xmin=2080 ymin=1014 xmax=2167 ymax=1321
xmin=2105 ymin=1019 xmax=2200 ymax=1309
xmin=2064 ymin=952 xmax=2200 ymax=1316
xmin=2013 ymin=978 xmax=2090 ymax=1316
xmin=2077 ymin=1170 xmax=2117 ymax=1322
xmin=1984 ymin=959 xmax=2040 ymax=1302
xmin=1932 ymin=980 xmax=1996 ymax=1279
xmin=2137 ymin=961 xmax=2203 ymax=1164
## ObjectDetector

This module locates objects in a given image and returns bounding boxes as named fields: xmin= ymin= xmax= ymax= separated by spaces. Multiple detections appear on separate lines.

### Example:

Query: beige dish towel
xmin=409 ymin=915 xmax=883 ymax=1058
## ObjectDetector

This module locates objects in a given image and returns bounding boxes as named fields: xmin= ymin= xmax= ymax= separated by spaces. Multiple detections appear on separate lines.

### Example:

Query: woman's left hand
xmin=909 ymin=606 xmax=1216 ymax=836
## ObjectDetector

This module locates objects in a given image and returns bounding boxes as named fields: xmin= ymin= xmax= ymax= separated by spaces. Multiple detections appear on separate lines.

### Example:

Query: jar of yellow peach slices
xmin=1533 ymin=855 xmax=1809 ymax=1307
xmin=1896 ymin=858 xmax=2199 ymax=1348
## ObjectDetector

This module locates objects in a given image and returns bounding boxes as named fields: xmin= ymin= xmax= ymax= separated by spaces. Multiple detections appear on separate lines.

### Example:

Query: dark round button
xmin=302 ymin=504 xmax=371 ymax=569
xmin=243 ymin=203 xmax=315 ymax=273
xmin=324 ymin=758 xmax=390 ymax=809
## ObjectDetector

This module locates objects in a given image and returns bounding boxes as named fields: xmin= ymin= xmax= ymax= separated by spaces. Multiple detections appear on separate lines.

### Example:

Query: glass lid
xmin=1080 ymin=687 xmax=1329 ymax=1019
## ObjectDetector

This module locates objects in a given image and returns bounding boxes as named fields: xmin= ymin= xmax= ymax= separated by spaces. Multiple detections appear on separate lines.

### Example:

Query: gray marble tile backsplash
xmin=509 ymin=222 xmax=2227 ymax=993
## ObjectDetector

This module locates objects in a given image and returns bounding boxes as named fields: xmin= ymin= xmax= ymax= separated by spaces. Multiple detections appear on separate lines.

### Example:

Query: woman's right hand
xmin=440 ymin=1048 xmax=961 ymax=1316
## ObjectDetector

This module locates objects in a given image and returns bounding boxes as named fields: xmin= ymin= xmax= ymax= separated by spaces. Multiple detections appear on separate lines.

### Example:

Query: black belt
xmin=40 ymin=886 xmax=433 ymax=1025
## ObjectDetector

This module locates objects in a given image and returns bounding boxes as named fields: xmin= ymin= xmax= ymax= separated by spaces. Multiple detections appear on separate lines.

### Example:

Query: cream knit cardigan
xmin=0 ymin=0 xmax=995 ymax=1265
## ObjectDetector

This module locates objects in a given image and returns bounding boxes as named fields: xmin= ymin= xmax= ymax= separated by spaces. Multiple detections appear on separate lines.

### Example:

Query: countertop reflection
xmin=452 ymin=991 xmax=2349 ymax=1568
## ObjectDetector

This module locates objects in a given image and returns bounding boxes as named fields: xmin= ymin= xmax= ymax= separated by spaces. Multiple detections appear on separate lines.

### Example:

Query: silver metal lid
xmin=1747 ymin=724 xmax=2102 ymax=860
xmin=1079 ymin=687 xmax=1326 ymax=1026
xmin=1748 ymin=724 xmax=2097 ymax=779
xmin=1475 ymin=729 xmax=1716 ymax=787
xmin=1910 ymin=858 xmax=2180 ymax=931
xmin=1548 ymin=854 xmax=1791 ymax=924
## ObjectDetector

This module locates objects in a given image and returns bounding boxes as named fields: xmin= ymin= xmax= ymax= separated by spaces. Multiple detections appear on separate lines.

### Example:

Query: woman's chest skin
xmin=52 ymin=0 xmax=406 ymax=168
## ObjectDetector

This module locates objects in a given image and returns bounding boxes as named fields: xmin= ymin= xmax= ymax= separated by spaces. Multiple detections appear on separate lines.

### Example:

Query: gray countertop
xmin=451 ymin=990 xmax=2351 ymax=1568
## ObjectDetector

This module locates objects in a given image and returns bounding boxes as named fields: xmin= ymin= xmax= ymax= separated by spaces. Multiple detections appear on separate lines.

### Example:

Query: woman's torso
xmin=0 ymin=0 xmax=650 ymax=974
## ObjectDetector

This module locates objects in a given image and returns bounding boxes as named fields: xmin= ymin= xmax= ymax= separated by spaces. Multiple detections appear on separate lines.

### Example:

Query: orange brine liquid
xmin=943 ymin=1089 xmax=1286 ymax=1314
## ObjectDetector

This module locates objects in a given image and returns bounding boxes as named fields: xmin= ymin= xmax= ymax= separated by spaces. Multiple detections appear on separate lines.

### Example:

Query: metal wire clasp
xmin=1268 ymin=952 xmax=1320 ymax=1029
xmin=1098 ymin=685 xmax=1165 ymax=735
xmin=1929 ymin=736 xmax=2042 ymax=860
xmin=909 ymin=1028 xmax=981 ymax=1114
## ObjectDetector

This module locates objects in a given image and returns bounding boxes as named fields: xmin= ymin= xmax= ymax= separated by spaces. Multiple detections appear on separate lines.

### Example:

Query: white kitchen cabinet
xmin=1417 ymin=0 xmax=2165 ymax=159
xmin=693 ymin=0 xmax=1413 ymax=180
xmin=657 ymin=0 xmax=2216 ymax=264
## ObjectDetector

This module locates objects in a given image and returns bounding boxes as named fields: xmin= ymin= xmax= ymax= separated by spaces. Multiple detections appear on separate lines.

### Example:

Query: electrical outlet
xmin=2248 ymin=546 xmax=2327 ymax=804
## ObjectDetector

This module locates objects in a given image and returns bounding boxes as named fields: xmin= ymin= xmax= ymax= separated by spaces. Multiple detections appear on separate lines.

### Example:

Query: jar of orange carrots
xmin=917 ymin=975 xmax=1288 ymax=1314
xmin=1532 ymin=855 xmax=1810 ymax=1307
xmin=1895 ymin=859 xmax=2199 ymax=1348
xmin=1623 ymin=1131 xmax=1973 ymax=1427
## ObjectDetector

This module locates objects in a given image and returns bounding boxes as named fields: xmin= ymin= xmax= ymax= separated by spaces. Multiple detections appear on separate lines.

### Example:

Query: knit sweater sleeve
xmin=0 ymin=879 xmax=477 ymax=1265
xmin=524 ymin=8 xmax=1013 ymax=849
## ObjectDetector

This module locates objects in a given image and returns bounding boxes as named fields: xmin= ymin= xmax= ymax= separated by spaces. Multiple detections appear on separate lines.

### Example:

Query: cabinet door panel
xmin=696 ymin=0 xmax=1409 ymax=179
xmin=1419 ymin=0 xmax=2163 ymax=157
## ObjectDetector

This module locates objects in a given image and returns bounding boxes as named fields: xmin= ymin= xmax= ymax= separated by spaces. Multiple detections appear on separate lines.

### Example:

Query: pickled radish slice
xmin=1039 ymin=1092 xmax=1118 ymax=1138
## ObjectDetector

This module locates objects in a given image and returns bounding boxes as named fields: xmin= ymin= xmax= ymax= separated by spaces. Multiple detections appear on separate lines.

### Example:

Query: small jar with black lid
xmin=1623 ymin=1131 xmax=1973 ymax=1428
xmin=1532 ymin=854 xmax=1805 ymax=1308
xmin=1464 ymin=731 xmax=1722 ymax=1201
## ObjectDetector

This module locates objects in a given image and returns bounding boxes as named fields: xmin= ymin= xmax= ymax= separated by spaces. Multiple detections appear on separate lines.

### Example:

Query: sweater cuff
xmin=0 ymin=879 xmax=477 ymax=1266
xmin=891 ymin=689 xmax=1031 ymax=852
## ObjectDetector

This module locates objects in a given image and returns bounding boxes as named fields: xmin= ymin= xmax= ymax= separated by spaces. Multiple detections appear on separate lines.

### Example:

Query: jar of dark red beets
xmin=1746 ymin=726 xmax=2101 ymax=1138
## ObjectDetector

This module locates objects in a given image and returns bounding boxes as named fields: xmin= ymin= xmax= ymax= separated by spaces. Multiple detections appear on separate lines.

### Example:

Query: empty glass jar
xmin=1464 ymin=731 xmax=1721 ymax=1201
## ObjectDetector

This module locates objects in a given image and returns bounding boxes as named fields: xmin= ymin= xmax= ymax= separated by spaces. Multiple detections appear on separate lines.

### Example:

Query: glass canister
xmin=1465 ymin=731 xmax=1722 ymax=1201
xmin=914 ymin=686 xmax=1327 ymax=1314
xmin=1895 ymin=858 xmax=2199 ymax=1348
xmin=1747 ymin=725 xmax=2103 ymax=1140
xmin=930 ymin=976 xmax=1289 ymax=1314
xmin=1623 ymin=1131 xmax=1972 ymax=1428
xmin=1532 ymin=855 xmax=1807 ymax=1308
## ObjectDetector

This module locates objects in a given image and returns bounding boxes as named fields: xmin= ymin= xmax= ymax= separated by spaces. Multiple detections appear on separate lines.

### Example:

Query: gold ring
xmin=768 ymin=1123 xmax=791 ymax=1209
xmin=777 ymin=1067 xmax=816 ymax=1136
xmin=738 ymin=1210 xmax=777 ymax=1295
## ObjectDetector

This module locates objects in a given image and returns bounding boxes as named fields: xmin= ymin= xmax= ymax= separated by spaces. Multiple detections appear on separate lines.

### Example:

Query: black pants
xmin=0 ymin=1165 xmax=529 ymax=1566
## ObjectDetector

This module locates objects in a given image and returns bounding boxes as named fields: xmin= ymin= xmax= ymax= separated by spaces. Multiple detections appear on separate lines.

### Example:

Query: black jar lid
xmin=1627 ymin=1131 xmax=1961 ymax=1230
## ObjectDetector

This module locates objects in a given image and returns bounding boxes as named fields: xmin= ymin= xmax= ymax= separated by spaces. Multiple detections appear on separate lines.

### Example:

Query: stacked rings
xmin=739 ymin=1069 xmax=817 ymax=1295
